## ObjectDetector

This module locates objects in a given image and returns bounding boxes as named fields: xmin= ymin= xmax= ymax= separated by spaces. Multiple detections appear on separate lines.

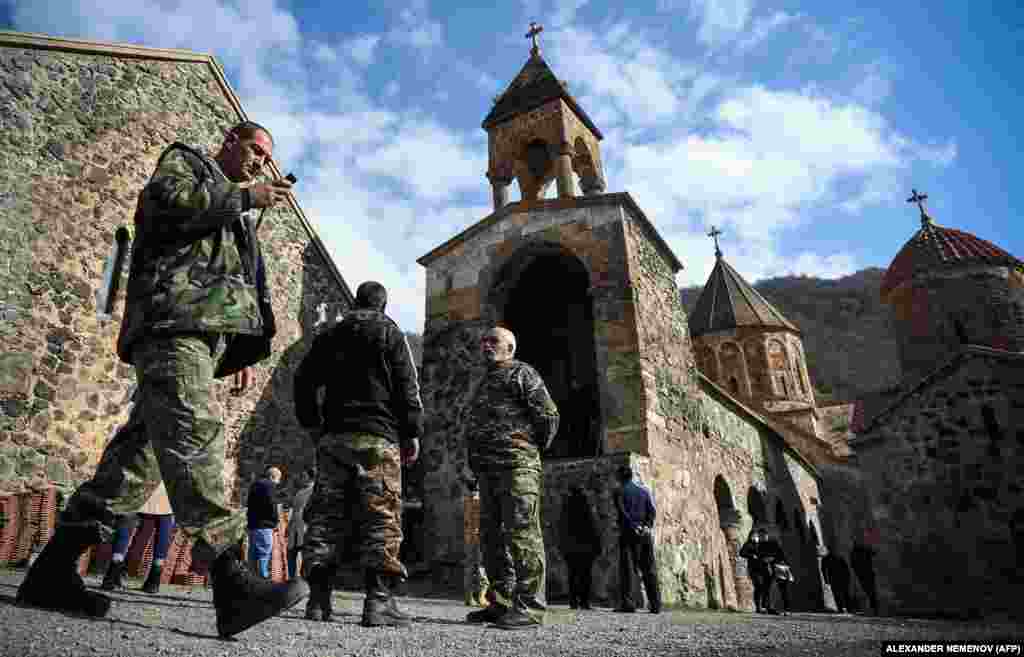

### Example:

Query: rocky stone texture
xmin=850 ymin=348 xmax=1024 ymax=617
xmin=0 ymin=43 xmax=348 ymax=502
xmin=417 ymin=194 xmax=827 ymax=610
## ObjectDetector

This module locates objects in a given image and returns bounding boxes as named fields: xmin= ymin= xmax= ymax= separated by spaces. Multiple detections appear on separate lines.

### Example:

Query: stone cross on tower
xmin=526 ymin=21 xmax=544 ymax=56
xmin=907 ymin=188 xmax=932 ymax=225
xmin=707 ymin=225 xmax=723 ymax=258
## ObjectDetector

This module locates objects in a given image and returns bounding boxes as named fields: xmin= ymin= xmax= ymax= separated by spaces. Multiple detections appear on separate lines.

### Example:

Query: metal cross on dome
xmin=906 ymin=188 xmax=932 ymax=225
xmin=707 ymin=225 xmax=723 ymax=258
xmin=526 ymin=21 xmax=544 ymax=55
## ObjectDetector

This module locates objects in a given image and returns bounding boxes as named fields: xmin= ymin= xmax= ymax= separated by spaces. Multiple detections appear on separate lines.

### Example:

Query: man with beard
xmin=464 ymin=327 xmax=560 ymax=629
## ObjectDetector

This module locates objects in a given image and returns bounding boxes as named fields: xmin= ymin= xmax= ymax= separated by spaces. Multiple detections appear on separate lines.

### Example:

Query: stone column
xmin=489 ymin=176 xmax=511 ymax=211
xmin=721 ymin=511 xmax=754 ymax=611
xmin=555 ymin=150 xmax=575 ymax=199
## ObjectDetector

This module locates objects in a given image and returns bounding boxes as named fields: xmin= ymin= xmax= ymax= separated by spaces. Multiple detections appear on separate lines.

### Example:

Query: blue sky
xmin=3 ymin=0 xmax=1022 ymax=332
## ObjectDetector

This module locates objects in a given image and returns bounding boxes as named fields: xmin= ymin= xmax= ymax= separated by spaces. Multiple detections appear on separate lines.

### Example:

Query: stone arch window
xmin=791 ymin=343 xmax=806 ymax=395
xmin=776 ymin=500 xmax=788 ymax=531
xmin=714 ymin=475 xmax=736 ymax=516
xmin=720 ymin=341 xmax=744 ymax=393
xmin=767 ymin=339 xmax=788 ymax=370
xmin=744 ymin=340 xmax=766 ymax=395
xmin=747 ymin=487 xmax=767 ymax=526
xmin=699 ymin=346 xmax=718 ymax=381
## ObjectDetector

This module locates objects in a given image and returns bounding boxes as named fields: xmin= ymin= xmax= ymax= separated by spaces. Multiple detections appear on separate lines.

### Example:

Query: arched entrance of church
xmin=489 ymin=243 xmax=601 ymax=458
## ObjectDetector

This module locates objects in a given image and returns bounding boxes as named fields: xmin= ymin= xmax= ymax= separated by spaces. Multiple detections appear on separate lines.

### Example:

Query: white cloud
xmin=547 ymin=26 xmax=688 ymax=125
xmin=389 ymin=7 xmax=442 ymax=50
xmin=687 ymin=0 xmax=754 ymax=47
xmin=520 ymin=0 xmax=590 ymax=28
xmin=345 ymin=35 xmax=381 ymax=66
xmin=735 ymin=11 xmax=799 ymax=53
xmin=914 ymin=140 xmax=958 ymax=167
xmin=357 ymin=121 xmax=487 ymax=201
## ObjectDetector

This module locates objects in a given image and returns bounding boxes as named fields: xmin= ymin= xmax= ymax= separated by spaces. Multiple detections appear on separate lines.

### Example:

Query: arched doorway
xmin=491 ymin=244 xmax=601 ymax=458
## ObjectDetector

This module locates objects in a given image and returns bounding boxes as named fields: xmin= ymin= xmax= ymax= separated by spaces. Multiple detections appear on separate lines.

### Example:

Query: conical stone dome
xmin=689 ymin=256 xmax=798 ymax=338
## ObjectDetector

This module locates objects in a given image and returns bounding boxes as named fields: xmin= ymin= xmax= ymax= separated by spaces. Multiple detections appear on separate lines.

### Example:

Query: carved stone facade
xmin=0 ymin=33 xmax=351 ymax=504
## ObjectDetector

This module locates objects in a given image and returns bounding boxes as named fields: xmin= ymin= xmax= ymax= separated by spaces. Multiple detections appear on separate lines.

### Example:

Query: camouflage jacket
xmin=465 ymin=359 xmax=559 ymax=472
xmin=116 ymin=143 xmax=276 ymax=377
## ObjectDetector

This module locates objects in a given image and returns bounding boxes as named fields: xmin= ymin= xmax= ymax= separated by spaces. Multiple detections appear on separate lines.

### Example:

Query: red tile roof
xmin=881 ymin=220 xmax=1021 ymax=299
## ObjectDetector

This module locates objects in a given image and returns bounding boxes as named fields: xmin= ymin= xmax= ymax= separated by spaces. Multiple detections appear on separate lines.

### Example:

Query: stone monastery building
xmin=415 ymin=36 xmax=836 ymax=610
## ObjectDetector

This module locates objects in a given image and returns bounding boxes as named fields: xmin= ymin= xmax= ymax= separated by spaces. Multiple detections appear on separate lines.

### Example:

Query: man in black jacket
xmin=614 ymin=465 xmax=661 ymax=614
xmin=294 ymin=281 xmax=422 ymax=627
xmin=247 ymin=466 xmax=282 ymax=578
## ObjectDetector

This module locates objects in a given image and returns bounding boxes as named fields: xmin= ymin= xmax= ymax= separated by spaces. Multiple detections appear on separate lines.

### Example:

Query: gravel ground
xmin=1 ymin=569 xmax=1021 ymax=657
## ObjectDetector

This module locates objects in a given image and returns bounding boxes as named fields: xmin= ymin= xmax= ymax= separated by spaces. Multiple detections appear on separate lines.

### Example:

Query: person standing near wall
xmin=16 ymin=121 xmax=308 ymax=638
xmin=561 ymin=485 xmax=600 ymax=610
xmin=741 ymin=527 xmax=771 ymax=613
xmin=463 ymin=326 xmax=560 ymax=630
xmin=247 ymin=466 xmax=282 ymax=579
xmin=101 ymin=481 xmax=175 ymax=594
xmin=821 ymin=548 xmax=852 ymax=613
xmin=613 ymin=465 xmax=661 ymax=614
xmin=287 ymin=468 xmax=316 ymax=581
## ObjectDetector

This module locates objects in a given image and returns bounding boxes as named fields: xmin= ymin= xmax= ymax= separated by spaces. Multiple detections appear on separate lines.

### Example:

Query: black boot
xmin=361 ymin=571 xmax=411 ymax=628
xmin=141 ymin=563 xmax=162 ymax=594
xmin=304 ymin=565 xmax=334 ymax=622
xmin=101 ymin=560 xmax=127 ymax=591
xmin=17 ymin=525 xmax=111 ymax=617
xmin=210 ymin=546 xmax=309 ymax=638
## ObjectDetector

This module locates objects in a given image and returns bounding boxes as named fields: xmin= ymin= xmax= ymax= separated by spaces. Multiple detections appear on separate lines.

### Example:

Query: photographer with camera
xmin=17 ymin=121 xmax=307 ymax=639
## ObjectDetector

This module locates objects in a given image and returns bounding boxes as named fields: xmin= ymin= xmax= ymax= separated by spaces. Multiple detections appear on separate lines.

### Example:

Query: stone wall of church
xmin=888 ymin=266 xmax=1024 ymax=385
xmin=852 ymin=352 xmax=1024 ymax=617
xmin=0 ymin=44 xmax=347 ymax=502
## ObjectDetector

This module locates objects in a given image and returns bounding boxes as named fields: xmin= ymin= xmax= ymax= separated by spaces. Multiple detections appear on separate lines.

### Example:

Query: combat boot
xmin=141 ymin=563 xmax=162 ymax=594
xmin=101 ymin=560 xmax=127 ymax=591
xmin=17 ymin=525 xmax=111 ymax=617
xmin=361 ymin=571 xmax=412 ymax=628
xmin=465 ymin=603 xmax=509 ymax=623
xmin=304 ymin=565 xmax=334 ymax=622
xmin=210 ymin=546 xmax=309 ymax=638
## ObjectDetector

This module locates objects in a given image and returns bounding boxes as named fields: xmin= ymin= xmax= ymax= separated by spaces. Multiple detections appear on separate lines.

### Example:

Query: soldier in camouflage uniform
xmin=464 ymin=327 xmax=560 ymax=629
xmin=17 ymin=122 xmax=309 ymax=638
xmin=294 ymin=281 xmax=423 ymax=627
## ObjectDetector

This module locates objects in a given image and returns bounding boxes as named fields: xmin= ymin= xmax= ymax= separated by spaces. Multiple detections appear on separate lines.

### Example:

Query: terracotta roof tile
xmin=881 ymin=221 xmax=1021 ymax=299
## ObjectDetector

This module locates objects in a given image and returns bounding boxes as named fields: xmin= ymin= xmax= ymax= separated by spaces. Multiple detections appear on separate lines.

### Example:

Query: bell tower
xmin=482 ymin=22 xmax=606 ymax=209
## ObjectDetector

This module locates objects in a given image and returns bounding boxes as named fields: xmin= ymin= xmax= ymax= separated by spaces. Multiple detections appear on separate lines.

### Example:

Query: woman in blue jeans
xmin=101 ymin=482 xmax=175 ymax=593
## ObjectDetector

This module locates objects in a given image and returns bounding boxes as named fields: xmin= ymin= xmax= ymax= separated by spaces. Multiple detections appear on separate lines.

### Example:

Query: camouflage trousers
xmin=478 ymin=466 xmax=547 ymax=621
xmin=61 ymin=334 xmax=246 ymax=567
xmin=302 ymin=433 xmax=405 ymax=577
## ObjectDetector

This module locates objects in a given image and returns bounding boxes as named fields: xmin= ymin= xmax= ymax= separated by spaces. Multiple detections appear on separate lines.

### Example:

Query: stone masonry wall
xmin=889 ymin=267 xmax=1024 ymax=385
xmin=0 ymin=44 xmax=348 ymax=503
xmin=852 ymin=352 xmax=1024 ymax=617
